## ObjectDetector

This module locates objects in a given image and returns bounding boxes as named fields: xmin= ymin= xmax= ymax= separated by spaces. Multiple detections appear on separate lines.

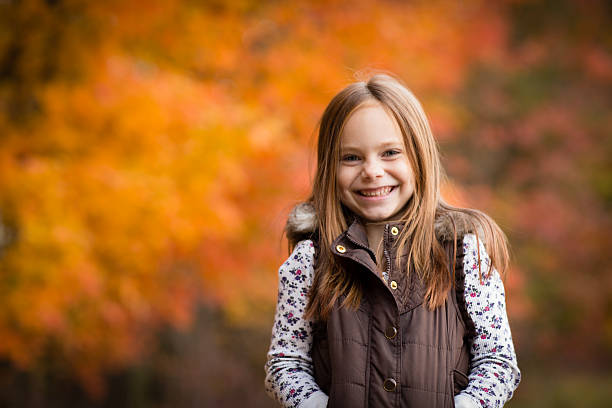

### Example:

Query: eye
xmin=341 ymin=154 xmax=360 ymax=162
xmin=382 ymin=149 xmax=402 ymax=158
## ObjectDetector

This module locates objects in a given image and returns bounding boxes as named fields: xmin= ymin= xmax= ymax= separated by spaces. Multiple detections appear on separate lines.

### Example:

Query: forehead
xmin=340 ymin=102 xmax=403 ymax=147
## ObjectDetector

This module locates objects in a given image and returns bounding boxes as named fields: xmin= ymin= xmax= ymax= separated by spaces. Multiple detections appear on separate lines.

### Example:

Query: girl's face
xmin=336 ymin=102 xmax=415 ymax=223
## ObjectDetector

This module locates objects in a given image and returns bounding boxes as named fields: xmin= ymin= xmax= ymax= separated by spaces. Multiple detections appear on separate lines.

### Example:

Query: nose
xmin=361 ymin=159 xmax=384 ymax=179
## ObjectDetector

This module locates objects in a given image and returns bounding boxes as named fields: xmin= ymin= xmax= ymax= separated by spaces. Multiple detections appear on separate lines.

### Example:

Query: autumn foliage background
xmin=0 ymin=0 xmax=610 ymax=406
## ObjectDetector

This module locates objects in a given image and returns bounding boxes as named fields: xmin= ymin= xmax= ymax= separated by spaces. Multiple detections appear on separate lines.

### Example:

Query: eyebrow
xmin=340 ymin=141 xmax=404 ymax=150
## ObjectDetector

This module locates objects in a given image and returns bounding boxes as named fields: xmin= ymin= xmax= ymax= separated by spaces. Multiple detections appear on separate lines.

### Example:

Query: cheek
xmin=401 ymin=162 xmax=415 ymax=183
xmin=336 ymin=169 xmax=352 ymax=192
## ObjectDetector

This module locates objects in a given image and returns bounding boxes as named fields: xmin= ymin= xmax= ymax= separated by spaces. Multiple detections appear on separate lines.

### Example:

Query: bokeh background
xmin=1 ymin=0 xmax=611 ymax=407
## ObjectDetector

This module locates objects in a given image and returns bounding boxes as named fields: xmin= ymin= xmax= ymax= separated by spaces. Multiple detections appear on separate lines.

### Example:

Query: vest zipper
xmin=383 ymin=224 xmax=391 ymax=283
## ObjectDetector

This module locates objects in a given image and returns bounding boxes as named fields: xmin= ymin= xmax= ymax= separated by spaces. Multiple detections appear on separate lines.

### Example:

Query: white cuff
xmin=298 ymin=390 xmax=328 ymax=408
xmin=454 ymin=393 xmax=480 ymax=408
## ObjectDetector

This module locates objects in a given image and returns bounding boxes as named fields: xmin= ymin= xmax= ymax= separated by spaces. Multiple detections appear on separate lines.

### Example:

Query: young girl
xmin=264 ymin=73 xmax=521 ymax=408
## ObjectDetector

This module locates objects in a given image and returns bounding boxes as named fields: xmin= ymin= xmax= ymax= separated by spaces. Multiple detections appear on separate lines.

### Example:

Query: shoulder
xmin=290 ymin=239 xmax=316 ymax=263
xmin=461 ymin=233 xmax=487 ymax=256
xmin=461 ymin=233 xmax=502 ymax=285
xmin=278 ymin=239 xmax=316 ymax=284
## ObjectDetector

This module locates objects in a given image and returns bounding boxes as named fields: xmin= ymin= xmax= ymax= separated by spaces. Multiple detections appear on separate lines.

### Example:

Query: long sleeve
xmin=456 ymin=234 xmax=522 ymax=408
xmin=264 ymin=240 xmax=329 ymax=408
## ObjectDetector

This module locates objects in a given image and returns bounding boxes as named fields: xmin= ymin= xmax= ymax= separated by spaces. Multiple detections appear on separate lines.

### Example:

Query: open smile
xmin=356 ymin=186 xmax=397 ymax=197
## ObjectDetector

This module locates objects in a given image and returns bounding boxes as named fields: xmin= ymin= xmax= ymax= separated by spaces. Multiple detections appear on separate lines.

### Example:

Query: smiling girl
xmin=264 ymin=73 xmax=521 ymax=408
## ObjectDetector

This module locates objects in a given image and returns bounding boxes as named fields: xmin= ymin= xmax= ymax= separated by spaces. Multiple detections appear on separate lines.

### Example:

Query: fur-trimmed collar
xmin=285 ymin=202 xmax=474 ymax=244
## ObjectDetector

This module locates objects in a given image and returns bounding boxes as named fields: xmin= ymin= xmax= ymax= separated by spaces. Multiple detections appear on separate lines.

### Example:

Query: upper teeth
xmin=360 ymin=186 xmax=392 ymax=196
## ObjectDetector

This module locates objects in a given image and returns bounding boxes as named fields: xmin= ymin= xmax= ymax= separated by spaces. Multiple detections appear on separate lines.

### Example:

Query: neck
xmin=365 ymin=223 xmax=385 ymax=254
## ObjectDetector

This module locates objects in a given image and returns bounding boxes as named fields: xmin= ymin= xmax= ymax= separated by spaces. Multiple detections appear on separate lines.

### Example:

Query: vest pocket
xmin=452 ymin=369 xmax=469 ymax=395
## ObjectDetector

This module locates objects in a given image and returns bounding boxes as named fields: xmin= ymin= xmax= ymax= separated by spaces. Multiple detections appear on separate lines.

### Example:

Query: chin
xmin=362 ymin=211 xmax=395 ymax=222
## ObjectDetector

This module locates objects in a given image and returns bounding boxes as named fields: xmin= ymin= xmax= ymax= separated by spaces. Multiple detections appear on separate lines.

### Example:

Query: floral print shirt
xmin=264 ymin=234 xmax=521 ymax=408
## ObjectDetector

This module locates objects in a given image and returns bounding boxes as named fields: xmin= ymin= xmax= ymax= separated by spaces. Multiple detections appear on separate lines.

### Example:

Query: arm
xmin=264 ymin=240 xmax=329 ymax=408
xmin=455 ymin=234 xmax=522 ymax=408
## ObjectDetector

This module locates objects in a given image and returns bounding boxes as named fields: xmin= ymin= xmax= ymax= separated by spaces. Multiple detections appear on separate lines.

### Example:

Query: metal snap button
xmin=336 ymin=245 xmax=346 ymax=253
xmin=383 ymin=378 xmax=397 ymax=392
xmin=390 ymin=226 xmax=399 ymax=236
xmin=390 ymin=280 xmax=398 ymax=290
xmin=384 ymin=326 xmax=397 ymax=339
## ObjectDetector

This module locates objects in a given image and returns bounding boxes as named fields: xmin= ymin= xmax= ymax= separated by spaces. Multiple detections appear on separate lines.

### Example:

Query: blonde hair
xmin=299 ymin=73 xmax=509 ymax=321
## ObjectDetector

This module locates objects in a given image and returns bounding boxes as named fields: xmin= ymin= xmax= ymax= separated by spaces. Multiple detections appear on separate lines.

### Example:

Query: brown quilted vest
xmin=311 ymin=218 xmax=475 ymax=408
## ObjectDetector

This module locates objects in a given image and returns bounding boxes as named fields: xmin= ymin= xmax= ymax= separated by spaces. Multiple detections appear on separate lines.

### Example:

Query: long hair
xmin=299 ymin=73 xmax=509 ymax=321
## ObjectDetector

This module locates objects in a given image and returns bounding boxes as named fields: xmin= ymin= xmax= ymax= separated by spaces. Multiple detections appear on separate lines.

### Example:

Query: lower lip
xmin=355 ymin=186 xmax=396 ymax=201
